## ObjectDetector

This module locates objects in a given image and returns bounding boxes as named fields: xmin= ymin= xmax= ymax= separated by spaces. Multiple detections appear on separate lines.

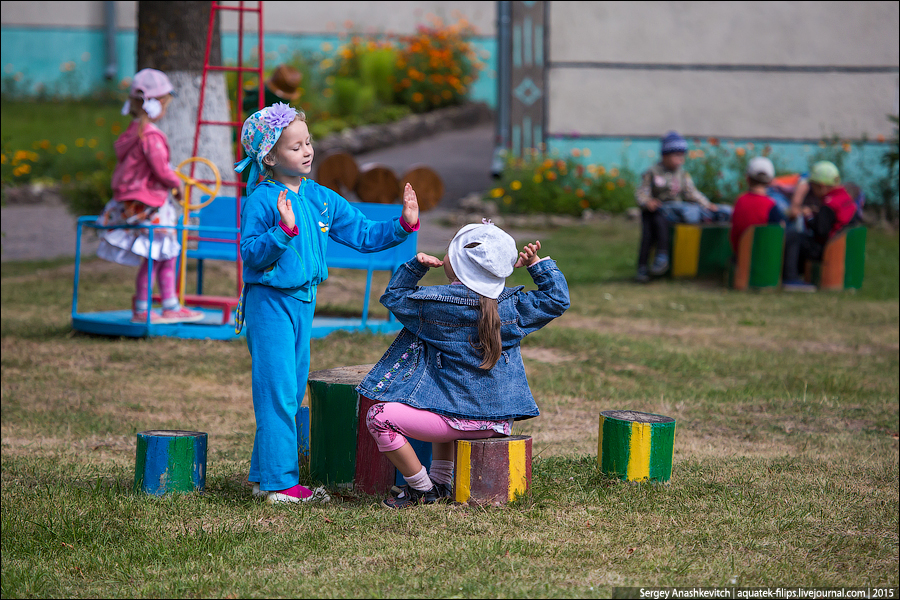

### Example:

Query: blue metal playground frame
xmin=70 ymin=202 xmax=415 ymax=341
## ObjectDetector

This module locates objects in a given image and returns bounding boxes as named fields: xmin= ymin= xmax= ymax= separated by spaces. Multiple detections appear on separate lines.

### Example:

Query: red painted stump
xmin=453 ymin=436 xmax=532 ymax=506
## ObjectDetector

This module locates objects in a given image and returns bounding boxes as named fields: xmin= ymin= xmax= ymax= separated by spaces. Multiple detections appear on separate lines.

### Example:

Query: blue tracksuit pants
xmin=245 ymin=283 xmax=316 ymax=491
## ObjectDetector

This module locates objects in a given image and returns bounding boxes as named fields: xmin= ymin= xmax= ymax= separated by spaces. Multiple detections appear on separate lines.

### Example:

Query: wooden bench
xmin=729 ymin=224 xmax=784 ymax=291
xmin=805 ymin=226 xmax=866 ymax=291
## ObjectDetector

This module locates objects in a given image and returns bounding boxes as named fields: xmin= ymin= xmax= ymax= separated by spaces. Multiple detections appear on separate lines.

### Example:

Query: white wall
xmin=547 ymin=1 xmax=899 ymax=140
xmin=0 ymin=1 xmax=496 ymax=35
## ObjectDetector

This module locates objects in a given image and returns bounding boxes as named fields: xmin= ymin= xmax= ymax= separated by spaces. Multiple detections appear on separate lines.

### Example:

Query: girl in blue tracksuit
xmin=235 ymin=102 xmax=419 ymax=504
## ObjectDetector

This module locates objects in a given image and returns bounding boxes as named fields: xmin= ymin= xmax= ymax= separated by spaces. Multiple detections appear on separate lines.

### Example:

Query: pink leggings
xmin=366 ymin=402 xmax=504 ymax=452
xmin=135 ymin=257 xmax=177 ymax=302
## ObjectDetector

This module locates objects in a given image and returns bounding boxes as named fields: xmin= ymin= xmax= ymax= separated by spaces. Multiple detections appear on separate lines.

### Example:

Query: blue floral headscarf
xmin=234 ymin=102 xmax=299 ymax=196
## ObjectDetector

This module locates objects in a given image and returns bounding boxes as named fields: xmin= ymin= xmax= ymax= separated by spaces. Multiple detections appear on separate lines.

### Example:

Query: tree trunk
xmin=136 ymin=1 xmax=235 ymax=190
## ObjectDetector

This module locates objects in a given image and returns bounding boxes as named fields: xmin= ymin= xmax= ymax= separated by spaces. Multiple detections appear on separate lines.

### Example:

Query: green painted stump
xmin=307 ymin=364 xmax=398 ymax=494
xmin=134 ymin=430 xmax=207 ymax=495
xmin=597 ymin=410 xmax=675 ymax=482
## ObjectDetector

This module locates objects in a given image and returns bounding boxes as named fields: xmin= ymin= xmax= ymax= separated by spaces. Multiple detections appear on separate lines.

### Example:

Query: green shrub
xmin=60 ymin=169 xmax=112 ymax=216
xmin=486 ymin=150 xmax=637 ymax=216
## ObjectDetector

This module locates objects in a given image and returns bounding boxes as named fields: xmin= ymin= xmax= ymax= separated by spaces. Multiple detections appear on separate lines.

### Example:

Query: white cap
xmin=746 ymin=156 xmax=774 ymax=184
xmin=447 ymin=220 xmax=518 ymax=299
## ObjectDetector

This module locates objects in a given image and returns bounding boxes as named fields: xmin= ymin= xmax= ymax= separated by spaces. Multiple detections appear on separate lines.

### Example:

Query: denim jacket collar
xmin=407 ymin=283 xmax=525 ymax=306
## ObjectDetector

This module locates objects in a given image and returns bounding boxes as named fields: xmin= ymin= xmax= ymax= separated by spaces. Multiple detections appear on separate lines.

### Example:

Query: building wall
xmin=0 ymin=1 xmax=497 ymax=100
xmin=2 ymin=1 xmax=898 ymax=196
xmin=546 ymin=0 xmax=899 ymax=141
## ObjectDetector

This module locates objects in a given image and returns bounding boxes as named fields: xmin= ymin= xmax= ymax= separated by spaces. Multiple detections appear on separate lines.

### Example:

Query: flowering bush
xmin=392 ymin=16 xmax=484 ymax=113
xmin=485 ymin=149 xmax=636 ymax=216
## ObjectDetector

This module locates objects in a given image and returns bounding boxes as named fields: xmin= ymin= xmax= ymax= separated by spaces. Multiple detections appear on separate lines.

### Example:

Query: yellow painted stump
xmin=598 ymin=410 xmax=675 ymax=482
xmin=453 ymin=436 xmax=531 ymax=506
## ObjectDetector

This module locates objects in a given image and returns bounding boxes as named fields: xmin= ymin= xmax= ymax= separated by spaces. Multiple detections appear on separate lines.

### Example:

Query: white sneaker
xmin=262 ymin=486 xmax=331 ymax=505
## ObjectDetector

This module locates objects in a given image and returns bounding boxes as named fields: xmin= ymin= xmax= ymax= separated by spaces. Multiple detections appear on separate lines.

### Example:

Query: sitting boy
xmin=634 ymin=131 xmax=729 ymax=282
xmin=781 ymin=161 xmax=858 ymax=291
xmin=729 ymin=156 xmax=786 ymax=256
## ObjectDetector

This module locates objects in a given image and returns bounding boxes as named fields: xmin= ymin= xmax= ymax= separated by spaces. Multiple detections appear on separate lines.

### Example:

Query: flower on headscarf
xmin=264 ymin=102 xmax=297 ymax=129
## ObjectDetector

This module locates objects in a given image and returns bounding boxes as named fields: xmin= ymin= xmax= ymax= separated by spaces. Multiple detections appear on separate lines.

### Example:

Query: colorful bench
xmin=668 ymin=223 xmax=733 ymax=279
xmin=805 ymin=226 xmax=866 ymax=291
xmin=729 ymin=224 xmax=785 ymax=291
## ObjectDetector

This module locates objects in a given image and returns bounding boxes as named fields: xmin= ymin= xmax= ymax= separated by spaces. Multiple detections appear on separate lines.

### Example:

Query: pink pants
xmin=135 ymin=257 xmax=177 ymax=302
xmin=366 ymin=402 xmax=504 ymax=452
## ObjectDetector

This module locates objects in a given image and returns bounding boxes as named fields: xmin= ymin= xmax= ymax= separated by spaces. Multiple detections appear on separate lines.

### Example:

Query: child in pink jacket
xmin=96 ymin=68 xmax=202 ymax=323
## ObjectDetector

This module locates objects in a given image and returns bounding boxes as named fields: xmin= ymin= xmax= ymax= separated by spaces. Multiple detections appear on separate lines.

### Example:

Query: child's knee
xmin=365 ymin=403 xmax=388 ymax=436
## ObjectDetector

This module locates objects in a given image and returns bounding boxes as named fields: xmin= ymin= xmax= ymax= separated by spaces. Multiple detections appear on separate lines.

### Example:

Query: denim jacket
xmin=356 ymin=257 xmax=570 ymax=421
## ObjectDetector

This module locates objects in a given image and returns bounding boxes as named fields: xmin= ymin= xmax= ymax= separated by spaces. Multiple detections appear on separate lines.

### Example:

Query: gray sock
xmin=428 ymin=459 xmax=454 ymax=486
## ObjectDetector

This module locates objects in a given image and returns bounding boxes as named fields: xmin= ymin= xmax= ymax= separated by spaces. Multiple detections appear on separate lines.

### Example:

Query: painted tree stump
xmin=453 ymin=435 xmax=532 ymax=506
xmin=316 ymin=151 xmax=359 ymax=196
xmin=400 ymin=165 xmax=444 ymax=212
xmin=307 ymin=364 xmax=424 ymax=495
xmin=134 ymin=430 xmax=207 ymax=495
xmin=730 ymin=224 xmax=784 ymax=291
xmin=597 ymin=410 xmax=675 ymax=482
xmin=355 ymin=163 xmax=401 ymax=204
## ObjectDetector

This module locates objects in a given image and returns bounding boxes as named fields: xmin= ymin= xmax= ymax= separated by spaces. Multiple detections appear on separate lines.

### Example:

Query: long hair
xmin=475 ymin=294 xmax=502 ymax=370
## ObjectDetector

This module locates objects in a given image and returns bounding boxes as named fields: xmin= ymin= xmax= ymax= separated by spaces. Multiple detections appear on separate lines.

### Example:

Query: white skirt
xmin=96 ymin=199 xmax=183 ymax=267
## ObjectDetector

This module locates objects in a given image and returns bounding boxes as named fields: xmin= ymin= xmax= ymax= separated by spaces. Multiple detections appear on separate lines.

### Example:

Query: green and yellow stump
xmin=454 ymin=435 xmax=532 ymax=506
xmin=669 ymin=224 xmax=732 ymax=279
xmin=134 ymin=430 xmax=207 ymax=495
xmin=598 ymin=411 xmax=675 ymax=482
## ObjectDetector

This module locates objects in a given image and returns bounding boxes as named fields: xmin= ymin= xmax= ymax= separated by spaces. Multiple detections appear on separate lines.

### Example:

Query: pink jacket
xmin=111 ymin=121 xmax=181 ymax=207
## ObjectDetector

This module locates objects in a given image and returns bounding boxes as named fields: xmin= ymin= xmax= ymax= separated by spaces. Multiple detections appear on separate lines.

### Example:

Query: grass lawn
xmin=1 ymin=217 xmax=898 ymax=598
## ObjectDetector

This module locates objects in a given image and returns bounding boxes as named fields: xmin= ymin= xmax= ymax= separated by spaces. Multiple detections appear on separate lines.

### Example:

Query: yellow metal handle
xmin=175 ymin=156 xmax=221 ymax=210
xmin=175 ymin=156 xmax=222 ymax=306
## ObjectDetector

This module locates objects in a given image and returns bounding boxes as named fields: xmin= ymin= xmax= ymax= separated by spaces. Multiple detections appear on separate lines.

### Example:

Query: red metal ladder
xmin=183 ymin=1 xmax=265 ymax=302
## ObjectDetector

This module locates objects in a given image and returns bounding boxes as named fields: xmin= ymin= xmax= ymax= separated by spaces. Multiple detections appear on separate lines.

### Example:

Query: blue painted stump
xmin=134 ymin=430 xmax=208 ymax=495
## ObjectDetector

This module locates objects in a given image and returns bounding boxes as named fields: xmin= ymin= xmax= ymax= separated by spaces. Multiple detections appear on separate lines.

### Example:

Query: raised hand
xmin=276 ymin=189 xmax=295 ymax=230
xmin=402 ymin=183 xmax=419 ymax=229
xmin=514 ymin=240 xmax=542 ymax=268
xmin=416 ymin=252 xmax=443 ymax=268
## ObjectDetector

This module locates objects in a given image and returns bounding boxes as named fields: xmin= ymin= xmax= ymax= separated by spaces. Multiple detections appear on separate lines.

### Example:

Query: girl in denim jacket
xmin=356 ymin=220 xmax=569 ymax=508
xmin=235 ymin=103 xmax=419 ymax=504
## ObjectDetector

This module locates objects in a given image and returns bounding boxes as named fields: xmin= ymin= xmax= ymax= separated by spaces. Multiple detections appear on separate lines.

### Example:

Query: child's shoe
xmin=160 ymin=307 xmax=205 ymax=323
xmin=390 ymin=481 xmax=452 ymax=500
xmin=382 ymin=484 xmax=447 ymax=509
xmin=634 ymin=266 xmax=651 ymax=283
xmin=264 ymin=484 xmax=331 ymax=505
xmin=650 ymin=253 xmax=670 ymax=276
xmin=131 ymin=310 xmax=163 ymax=323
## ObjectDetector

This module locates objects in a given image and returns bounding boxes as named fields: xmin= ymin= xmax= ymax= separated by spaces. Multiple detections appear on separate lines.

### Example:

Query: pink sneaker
xmin=131 ymin=310 xmax=163 ymax=323
xmin=160 ymin=307 xmax=205 ymax=323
